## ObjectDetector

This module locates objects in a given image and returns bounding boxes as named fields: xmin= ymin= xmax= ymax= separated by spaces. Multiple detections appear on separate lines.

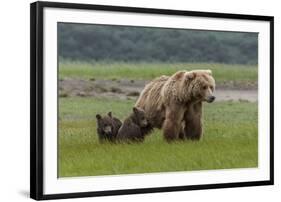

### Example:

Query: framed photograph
xmin=30 ymin=1 xmax=274 ymax=200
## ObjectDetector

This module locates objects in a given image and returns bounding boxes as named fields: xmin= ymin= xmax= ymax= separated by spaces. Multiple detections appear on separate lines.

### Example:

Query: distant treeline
xmin=58 ymin=23 xmax=258 ymax=64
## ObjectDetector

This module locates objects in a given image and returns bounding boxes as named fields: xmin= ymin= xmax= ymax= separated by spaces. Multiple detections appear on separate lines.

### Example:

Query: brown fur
xmin=179 ymin=102 xmax=203 ymax=140
xmin=117 ymin=107 xmax=152 ymax=143
xmin=135 ymin=70 xmax=215 ymax=142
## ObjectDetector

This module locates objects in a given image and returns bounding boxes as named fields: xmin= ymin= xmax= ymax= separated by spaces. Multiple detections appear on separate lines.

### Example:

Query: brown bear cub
xmin=96 ymin=112 xmax=122 ymax=143
xmin=117 ymin=107 xmax=152 ymax=143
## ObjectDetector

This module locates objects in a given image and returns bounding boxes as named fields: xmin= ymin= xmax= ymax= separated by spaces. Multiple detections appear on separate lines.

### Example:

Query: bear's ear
xmin=133 ymin=107 xmax=140 ymax=114
xmin=96 ymin=114 xmax=102 ymax=120
xmin=185 ymin=72 xmax=196 ymax=80
xmin=108 ymin=112 xmax=112 ymax=117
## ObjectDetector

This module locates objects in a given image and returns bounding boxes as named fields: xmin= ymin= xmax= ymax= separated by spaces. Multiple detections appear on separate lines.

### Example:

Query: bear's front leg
xmin=183 ymin=102 xmax=203 ymax=140
xmin=163 ymin=105 xmax=185 ymax=142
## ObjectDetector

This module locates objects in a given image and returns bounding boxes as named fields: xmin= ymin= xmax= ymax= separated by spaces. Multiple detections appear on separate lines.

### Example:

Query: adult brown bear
xmin=135 ymin=70 xmax=215 ymax=142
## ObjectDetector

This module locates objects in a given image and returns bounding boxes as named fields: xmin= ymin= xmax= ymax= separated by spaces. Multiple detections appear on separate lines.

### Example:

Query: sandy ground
xmin=214 ymin=89 xmax=257 ymax=102
xmin=59 ymin=78 xmax=258 ymax=102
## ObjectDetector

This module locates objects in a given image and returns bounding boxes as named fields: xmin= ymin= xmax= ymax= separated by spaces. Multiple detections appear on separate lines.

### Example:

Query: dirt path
xmin=214 ymin=89 xmax=257 ymax=102
xmin=59 ymin=78 xmax=258 ymax=102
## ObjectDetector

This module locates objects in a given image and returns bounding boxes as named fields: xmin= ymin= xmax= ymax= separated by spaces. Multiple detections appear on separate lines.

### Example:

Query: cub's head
xmin=96 ymin=113 xmax=113 ymax=135
xmin=132 ymin=107 xmax=148 ymax=127
xmin=184 ymin=70 xmax=216 ymax=103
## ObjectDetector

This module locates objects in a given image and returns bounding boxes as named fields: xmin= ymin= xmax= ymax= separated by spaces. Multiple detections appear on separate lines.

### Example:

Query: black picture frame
xmin=30 ymin=1 xmax=274 ymax=200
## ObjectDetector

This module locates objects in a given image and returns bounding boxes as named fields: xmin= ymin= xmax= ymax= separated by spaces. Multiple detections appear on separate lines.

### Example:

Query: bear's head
xmin=183 ymin=70 xmax=216 ymax=103
xmin=96 ymin=112 xmax=114 ymax=135
xmin=132 ymin=107 xmax=148 ymax=127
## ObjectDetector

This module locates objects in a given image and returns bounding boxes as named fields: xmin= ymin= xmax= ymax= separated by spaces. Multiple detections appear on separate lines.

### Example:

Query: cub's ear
xmin=108 ymin=112 xmax=112 ymax=117
xmin=96 ymin=114 xmax=102 ymax=120
xmin=185 ymin=72 xmax=196 ymax=80
xmin=133 ymin=107 xmax=140 ymax=114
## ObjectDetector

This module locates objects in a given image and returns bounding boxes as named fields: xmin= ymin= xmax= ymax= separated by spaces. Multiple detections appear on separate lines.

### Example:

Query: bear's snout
xmin=104 ymin=126 xmax=112 ymax=134
xmin=206 ymin=95 xmax=216 ymax=103
xmin=141 ymin=119 xmax=148 ymax=127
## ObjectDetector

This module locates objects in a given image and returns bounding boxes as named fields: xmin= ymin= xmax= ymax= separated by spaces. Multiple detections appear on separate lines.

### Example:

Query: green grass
xmin=59 ymin=97 xmax=258 ymax=177
xmin=59 ymin=62 xmax=257 ymax=84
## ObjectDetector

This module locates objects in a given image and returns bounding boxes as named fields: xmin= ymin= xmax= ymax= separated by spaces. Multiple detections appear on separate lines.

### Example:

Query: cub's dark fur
xmin=96 ymin=112 xmax=122 ymax=142
xmin=117 ymin=107 xmax=152 ymax=142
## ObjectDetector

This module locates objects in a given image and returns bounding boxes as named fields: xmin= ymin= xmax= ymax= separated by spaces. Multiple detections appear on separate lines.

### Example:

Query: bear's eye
xmin=203 ymin=86 xmax=207 ymax=90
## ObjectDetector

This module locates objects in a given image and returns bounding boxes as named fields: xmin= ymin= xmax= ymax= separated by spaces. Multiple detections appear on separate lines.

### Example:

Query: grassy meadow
xmin=58 ymin=62 xmax=258 ymax=177
xmin=59 ymin=62 xmax=257 ymax=84
xmin=59 ymin=97 xmax=258 ymax=177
